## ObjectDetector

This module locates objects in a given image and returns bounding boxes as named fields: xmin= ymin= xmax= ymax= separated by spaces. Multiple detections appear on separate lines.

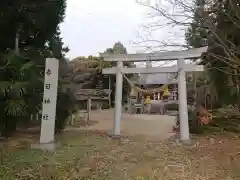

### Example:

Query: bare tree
xmin=135 ymin=0 xmax=240 ymax=68
xmin=135 ymin=0 xmax=240 ymax=106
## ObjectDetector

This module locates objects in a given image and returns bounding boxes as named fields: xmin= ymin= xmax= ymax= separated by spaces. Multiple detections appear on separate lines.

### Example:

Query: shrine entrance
xmin=100 ymin=47 xmax=207 ymax=142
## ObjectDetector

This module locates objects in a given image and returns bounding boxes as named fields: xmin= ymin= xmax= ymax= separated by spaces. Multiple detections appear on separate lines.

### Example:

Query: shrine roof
xmin=137 ymin=73 xmax=178 ymax=85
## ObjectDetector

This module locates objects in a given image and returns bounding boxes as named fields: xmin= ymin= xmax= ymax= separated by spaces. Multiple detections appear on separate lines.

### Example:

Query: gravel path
xmin=77 ymin=109 xmax=176 ymax=140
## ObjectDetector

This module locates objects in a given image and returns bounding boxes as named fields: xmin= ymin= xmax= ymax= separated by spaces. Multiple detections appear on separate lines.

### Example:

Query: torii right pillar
xmin=177 ymin=58 xmax=190 ymax=142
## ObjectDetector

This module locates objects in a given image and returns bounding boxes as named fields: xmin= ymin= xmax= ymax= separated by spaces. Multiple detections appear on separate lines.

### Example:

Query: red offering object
xmin=173 ymin=125 xmax=180 ymax=134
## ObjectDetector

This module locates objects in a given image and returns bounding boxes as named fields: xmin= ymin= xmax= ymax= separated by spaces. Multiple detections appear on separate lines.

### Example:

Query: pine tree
xmin=0 ymin=0 xmax=68 ymax=136
xmin=186 ymin=0 xmax=240 ymax=106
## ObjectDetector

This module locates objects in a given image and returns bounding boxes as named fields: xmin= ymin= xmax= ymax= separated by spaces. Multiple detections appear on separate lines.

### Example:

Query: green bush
xmin=209 ymin=106 xmax=240 ymax=133
xmin=188 ymin=105 xmax=240 ymax=134
xmin=188 ymin=108 xmax=204 ymax=134
xmin=55 ymin=91 xmax=76 ymax=133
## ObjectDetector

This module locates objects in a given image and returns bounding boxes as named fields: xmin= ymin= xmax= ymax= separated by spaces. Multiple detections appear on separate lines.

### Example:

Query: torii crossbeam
xmin=100 ymin=47 xmax=207 ymax=142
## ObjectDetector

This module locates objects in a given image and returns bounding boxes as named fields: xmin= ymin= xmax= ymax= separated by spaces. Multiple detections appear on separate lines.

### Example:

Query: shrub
xmin=55 ymin=91 xmax=76 ymax=133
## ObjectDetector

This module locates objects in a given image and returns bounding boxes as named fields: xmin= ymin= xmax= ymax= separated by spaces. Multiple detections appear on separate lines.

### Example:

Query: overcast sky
xmin=60 ymin=0 xmax=185 ymax=60
xmin=60 ymin=0 xmax=146 ymax=59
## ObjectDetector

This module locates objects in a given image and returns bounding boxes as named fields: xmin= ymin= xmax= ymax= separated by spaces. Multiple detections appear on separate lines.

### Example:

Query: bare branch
xmin=136 ymin=0 xmax=192 ymax=26
xmin=136 ymin=0 xmax=239 ymax=55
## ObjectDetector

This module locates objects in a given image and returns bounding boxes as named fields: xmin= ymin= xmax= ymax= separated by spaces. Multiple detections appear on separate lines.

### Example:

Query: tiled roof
xmin=137 ymin=73 xmax=177 ymax=85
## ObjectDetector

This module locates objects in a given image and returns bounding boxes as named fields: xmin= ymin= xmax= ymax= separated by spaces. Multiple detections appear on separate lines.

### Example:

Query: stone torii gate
xmin=100 ymin=46 xmax=207 ymax=142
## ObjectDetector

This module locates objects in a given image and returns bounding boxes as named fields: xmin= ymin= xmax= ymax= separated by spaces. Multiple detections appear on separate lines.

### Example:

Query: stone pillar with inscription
xmin=40 ymin=58 xmax=59 ymax=144
xmin=32 ymin=58 xmax=59 ymax=150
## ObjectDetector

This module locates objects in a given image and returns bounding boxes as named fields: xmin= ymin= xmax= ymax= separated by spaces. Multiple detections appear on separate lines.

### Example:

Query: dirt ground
xmin=2 ymin=130 xmax=240 ymax=180
xmin=4 ymin=109 xmax=240 ymax=179
xmin=74 ymin=109 xmax=176 ymax=140
xmin=2 ymin=110 xmax=240 ymax=179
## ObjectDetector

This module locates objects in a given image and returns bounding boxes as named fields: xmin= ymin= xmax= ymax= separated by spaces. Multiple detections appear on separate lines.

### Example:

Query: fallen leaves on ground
xmin=1 ymin=131 xmax=240 ymax=179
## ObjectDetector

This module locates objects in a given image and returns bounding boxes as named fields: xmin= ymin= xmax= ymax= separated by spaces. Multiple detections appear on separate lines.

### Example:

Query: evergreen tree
xmin=0 ymin=0 xmax=68 ymax=136
xmin=186 ymin=0 xmax=240 ymax=106
xmin=185 ymin=0 xmax=208 ymax=48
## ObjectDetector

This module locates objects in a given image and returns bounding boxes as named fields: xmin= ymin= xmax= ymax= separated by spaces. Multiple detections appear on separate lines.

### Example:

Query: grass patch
xmin=1 ymin=131 xmax=240 ymax=179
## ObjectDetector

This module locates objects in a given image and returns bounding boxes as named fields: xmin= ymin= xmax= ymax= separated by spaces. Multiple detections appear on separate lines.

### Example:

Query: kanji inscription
xmin=45 ymin=84 xmax=51 ymax=89
xmin=46 ymin=68 xmax=51 ymax=76
xmin=43 ymin=114 xmax=49 ymax=120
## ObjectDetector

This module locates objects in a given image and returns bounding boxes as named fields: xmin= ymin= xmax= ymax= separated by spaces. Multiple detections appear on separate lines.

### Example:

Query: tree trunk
xmin=15 ymin=29 xmax=20 ymax=54
xmin=189 ymin=72 xmax=201 ymax=133
xmin=2 ymin=117 xmax=17 ymax=138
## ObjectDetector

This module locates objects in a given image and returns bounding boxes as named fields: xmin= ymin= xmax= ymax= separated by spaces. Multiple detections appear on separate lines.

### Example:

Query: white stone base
xmin=169 ymin=134 xmax=196 ymax=147
xmin=31 ymin=141 xmax=58 ymax=151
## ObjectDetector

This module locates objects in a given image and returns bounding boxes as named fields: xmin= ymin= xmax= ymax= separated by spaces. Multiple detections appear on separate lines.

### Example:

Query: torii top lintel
xmin=99 ymin=46 xmax=208 ymax=62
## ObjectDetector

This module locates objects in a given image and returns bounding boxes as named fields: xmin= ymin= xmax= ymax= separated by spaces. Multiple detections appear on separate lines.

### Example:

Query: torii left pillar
xmin=112 ymin=61 xmax=123 ymax=138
